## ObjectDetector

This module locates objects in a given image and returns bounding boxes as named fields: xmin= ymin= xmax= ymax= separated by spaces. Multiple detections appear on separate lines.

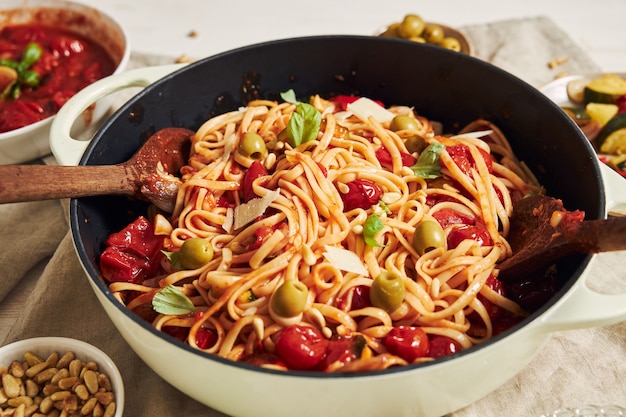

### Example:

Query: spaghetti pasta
xmin=100 ymin=94 xmax=544 ymax=372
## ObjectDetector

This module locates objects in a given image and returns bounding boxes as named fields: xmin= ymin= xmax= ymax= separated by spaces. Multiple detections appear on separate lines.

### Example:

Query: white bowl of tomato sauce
xmin=0 ymin=0 xmax=130 ymax=164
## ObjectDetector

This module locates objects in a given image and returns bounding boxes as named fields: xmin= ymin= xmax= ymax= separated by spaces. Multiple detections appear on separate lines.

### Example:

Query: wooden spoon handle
xmin=574 ymin=217 xmax=626 ymax=252
xmin=0 ymin=164 xmax=134 ymax=204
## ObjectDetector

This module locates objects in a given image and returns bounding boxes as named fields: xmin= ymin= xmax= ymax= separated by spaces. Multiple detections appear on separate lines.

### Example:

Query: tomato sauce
xmin=0 ymin=24 xmax=116 ymax=133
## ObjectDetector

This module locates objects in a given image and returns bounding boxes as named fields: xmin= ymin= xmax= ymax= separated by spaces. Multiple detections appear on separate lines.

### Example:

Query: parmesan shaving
xmin=323 ymin=245 xmax=369 ymax=276
xmin=222 ymin=207 xmax=234 ymax=232
xmin=450 ymin=130 xmax=493 ymax=140
xmin=347 ymin=97 xmax=395 ymax=123
xmin=234 ymin=189 xmax=280 ymax=230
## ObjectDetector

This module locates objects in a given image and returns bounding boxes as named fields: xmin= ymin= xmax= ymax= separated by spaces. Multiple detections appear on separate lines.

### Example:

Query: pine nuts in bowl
xmin=0 ymin=337 xmax=124 ymax=417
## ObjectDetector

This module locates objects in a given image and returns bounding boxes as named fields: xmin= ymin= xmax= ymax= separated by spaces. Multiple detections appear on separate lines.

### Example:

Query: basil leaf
xmin=411 ymin=142 xmax=445 ymax=179
xmin=21 ymin=70 xmax=39 ymax=87
xmin=280 ymin=89 xmax=298 ymax=104
xmin=21 ymin=43 xmax=43 ymax=68
xmin=162 ymin=250 xmax=183 ymax=270
xmin=152 ymin=284 xmax=195 ymax=315
xmin=286 ymin=102 xmax=321 ymax=147
xmin=363 ymin=214 xmax=384 ymax=247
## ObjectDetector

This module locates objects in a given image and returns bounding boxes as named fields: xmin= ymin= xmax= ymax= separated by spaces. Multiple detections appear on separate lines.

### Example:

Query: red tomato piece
xmin=99 ymin=246 xmax=150 ymax=284
xmin=242 ymin=161 xmax=268 ymax=202
xmin=446 ymin=224 xmax=493 ymax=249
xmin=617 ymin=94 xmax=626 ymax=114
xmin=105 ymin=216 xmax=163 ymax=259
xmin=428 ymin=335 xmax=461 ymax=359
xmin=315 ymin=336 xmax=359 ymax=371
xmin=249 ymin=224 xmax=277 ymax=250
xmin=477 ymin=274 xmax=507 ymax=321
xmin=375 ymin=146 xmax=417 ymax=169
xmin=338 ymin=285 xmax=371 ymax=311
xmin=432 ymin=208 xmax=475 ymax=229
xmin=49 ymin=36 xmax=86 ymax=57
xmin=195 ymin=327 xmax=218 ymax=349
xmin=382 ymin=326 xmax=430 ymax=363
xmin=274 ymin=325 xmax=329 ymax=370
xmin=331 ymin=95 xmax=384 ymax=112
xmin=446 ymin=144 xmax=493 ymax=175
xmin=341 ymin=178 xmax=383 ymax=211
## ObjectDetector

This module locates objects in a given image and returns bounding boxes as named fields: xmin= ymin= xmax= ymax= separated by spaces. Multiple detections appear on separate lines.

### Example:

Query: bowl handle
xmin=539 ymin=163 xmax=626 ymax=332
xmin=50 ymin=64 xmax=187 ymax=166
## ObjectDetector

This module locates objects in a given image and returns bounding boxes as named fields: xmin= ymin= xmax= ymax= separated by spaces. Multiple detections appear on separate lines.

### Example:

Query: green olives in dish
xmin=271 ymin=280 xmax=309 ymax=317
xmin=439 ymin=37 xmax=462 ymax=52
xmin=413 ymin=220 xmax=446 ymax=255
xmin=390 ymin=115 xmax=420 ymax=132
xmin=238 ymin=132 xmax=267 ymax=160
xmin=370 ymin=270 xmax=405 ymax=313
xmin=422 ymin=23 xmax=445 ymax=44
xmin=398 ymin=14 xmax=425 ymax=39
xmin=404 ymin=135 xmax=428 ymax=154
xmin=179 ymin=237 xmax=214 ymax=270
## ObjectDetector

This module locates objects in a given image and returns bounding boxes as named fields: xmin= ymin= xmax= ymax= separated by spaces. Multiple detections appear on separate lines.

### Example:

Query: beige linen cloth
xmin=1 ymin=16 xmax=624 ymax=417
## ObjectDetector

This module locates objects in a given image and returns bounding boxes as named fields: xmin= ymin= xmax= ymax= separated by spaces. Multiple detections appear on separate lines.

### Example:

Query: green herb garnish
xmin=280 ymin=89 xmax=322 ymax=148
xmin=363 ymin=214 xmax=384 ymax=247
xmin=410 ymin=142 xmax=445 ymax=179
xmin=152 ymin=284 xmax=195 ymax=315
xmin=0 ymin=43 xmax=43 ymax=99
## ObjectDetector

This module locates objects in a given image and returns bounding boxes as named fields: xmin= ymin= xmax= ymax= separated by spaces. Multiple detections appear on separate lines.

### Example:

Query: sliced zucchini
xmin=561 ymin=106 xmax=591 ymax=123
xmin=585 ymin=102 xmax=618 ymax=127
xmin=583 ymin=74 xmax=626 ymax=105
xmin=596 ymin=112 xmax=626 ymax=154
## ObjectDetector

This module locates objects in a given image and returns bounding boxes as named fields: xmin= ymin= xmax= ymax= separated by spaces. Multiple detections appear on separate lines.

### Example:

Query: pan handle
xmin=50 ymin=64 xmax=187 ymax=166
xmin=538 ymin=163 xmax=626 ymax=332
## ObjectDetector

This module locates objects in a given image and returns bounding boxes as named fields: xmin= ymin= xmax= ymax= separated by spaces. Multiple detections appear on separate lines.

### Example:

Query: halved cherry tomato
xmin=341 ymin=178 xmax=382 ymax=211
xmin=375 ymin=146 xmax=417 ymax=169
xmin=447 ymin=224 xmax=493 ymax=249
xmin=446 ymin=144 xmax=493 ymax=175
xmin=432 ymin=208 xmax=475 ymax=229
xmin=478 ymin=274 xmax=506 ymax=321
xmin=242 ymin=161 xmax=268 ymax=202
xmin=428 ymin=335 xmax=461 ymax=359
xmin=274 ymin=325 xmax=329 ymax=370
xmin=382 ymin=325 xmax=430 ymax=362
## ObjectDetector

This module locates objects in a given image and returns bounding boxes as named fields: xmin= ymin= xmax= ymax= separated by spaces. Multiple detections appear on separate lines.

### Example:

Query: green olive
xmin=271 ymin=280 xmax=309 ymax=317
xmin=179 ymin=238 xmax=214 ymax=270
xmin=439 ymin=37 xmax=462 ymax=52
xmin=422 ymin=23 xmax=445 ymax=44
xmin=398 ymin=14 xmax=425 ymax=39
xmin=238 ymin=132 xmax=267 ymax=160
xmin=381 ymin=22 xmax=400 ymax=38
xmin=404 ymin=135 xmax=428 ymax=154
xmin=412 ymin=220 xmax=446 ymax=255
xmin=390 ymin=115 xmax=420 ymax=132
xmin=408 ymin=36 xmax=426 ymax=44
xmin=370 ymin=270 xmax=405 ymax=313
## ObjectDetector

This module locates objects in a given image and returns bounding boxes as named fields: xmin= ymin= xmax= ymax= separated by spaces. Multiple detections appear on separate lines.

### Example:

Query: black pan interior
xmin=70 ymin=35 xmax=604 ymax=361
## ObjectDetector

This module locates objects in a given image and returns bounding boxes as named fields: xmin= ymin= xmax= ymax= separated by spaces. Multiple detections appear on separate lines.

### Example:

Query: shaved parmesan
xmin=234 ymin=189 xmax=280 ymax=230
xmin=451 ymin=130 xmax=493 ymax=140
xmin=222 ymin=207 xmax=234 ymax=232
xmin=347 ymin=97 xmax=395 ymax=123
xmin=323 ymin=245 xmax=369 ymax=276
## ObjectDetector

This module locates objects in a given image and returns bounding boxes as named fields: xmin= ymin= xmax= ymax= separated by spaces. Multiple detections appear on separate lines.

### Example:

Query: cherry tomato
xmin=382 ymin=326 xmax=430 ymax=362
xmin=446 ymin=144 xmax=493 ymax=175
xmin=478 ymin=274 xmax=507 ymax=321
xmin=338 ymin=285 xmax=371 ymax=311
xmin=242 ymin=160 xmax=268 ymax=201
xmin=446 ymin=224 xmax=493 ymax=249
xmin=432 ymin=208 xmax=475 ymax=229
xmin=195 ymin=327 xmax=218 ymax=349
xmin=375 ymin=146 xmax=417 ymax=169
xmin=315 ymin=335 xmax=361 ymax=371
xmin=428 ymin=335 xmax=461 ymax=358
xmin=331 ymin=95 xmax=384 ymax=111
xmin=274 ymin=325 xmax=328 ymax=370
xmin=341 ymin=178 xmax=383 ymax=211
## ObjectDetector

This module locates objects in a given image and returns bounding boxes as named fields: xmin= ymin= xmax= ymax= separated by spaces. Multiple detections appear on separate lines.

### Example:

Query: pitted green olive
xmin=413 ymin=220 xmax=446 ymax=255
xmin=404 ymin=135 xmax=428 ymax=154
xmin=398 ymin=14 xmax=425 ymax=39
xmin=422 ymin=23 xmax=445 ymax=44
xmin=390 ymin=115 xmax=420 ymax=132
xmin=439 ymin=37 xmax=462 ymax=52
xmin=179 ymin=238 xmax=214 ymax=270
xmin=238 ymin=132 xmax=267 ymax=160
xmin=370 ymin=270 xmax=405 ymax=313
xmin=271 ymin=280 xmax=309 ymax=317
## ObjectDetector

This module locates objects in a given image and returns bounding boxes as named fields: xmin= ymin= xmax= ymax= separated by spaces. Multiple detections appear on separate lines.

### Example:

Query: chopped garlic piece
xmin=323 ymin=245 xmax=368 ymax=276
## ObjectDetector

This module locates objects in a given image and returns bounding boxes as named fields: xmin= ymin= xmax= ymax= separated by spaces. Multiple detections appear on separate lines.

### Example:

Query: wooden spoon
xmin=497 ymin=194 xmax=626 ymax=282
xmin=0 ymin=127 xmax=193 ymax=212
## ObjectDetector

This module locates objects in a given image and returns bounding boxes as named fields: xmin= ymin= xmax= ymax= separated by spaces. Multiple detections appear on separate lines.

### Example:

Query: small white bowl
xmin=0 ymin=337 xmax=124 ymax=417
xmin=0 ymin=0 xmax=130 ymax=164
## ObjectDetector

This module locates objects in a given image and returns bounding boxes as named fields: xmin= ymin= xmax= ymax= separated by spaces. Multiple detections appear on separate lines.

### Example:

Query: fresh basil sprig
xmin=152 ymin=284 xmax=195 ymax=315
xmin=410 ymin=142 xmax=445 ymax=179
xmin=279 ymin=89 xmax=322 ymax=148
xmin=0 ymin=43 xmax=43 ymax=99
